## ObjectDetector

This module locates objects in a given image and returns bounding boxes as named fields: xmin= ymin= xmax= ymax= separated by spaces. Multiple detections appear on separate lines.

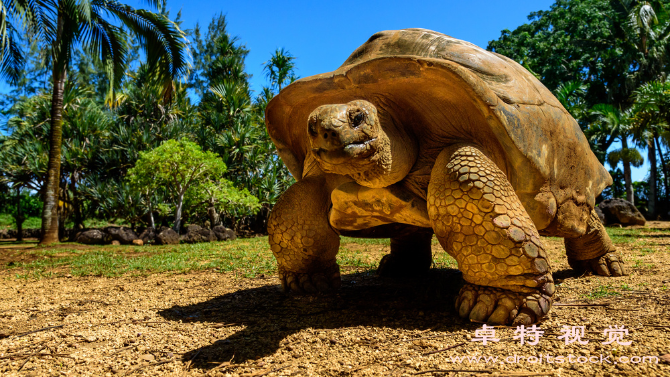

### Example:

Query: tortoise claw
xmin=456 ymin=283 xmax=552 ymax=325
xmin=569 ymin=252 xmax=627 ymax=277
xmin=279 ymin=264 xmax=341 ymax=294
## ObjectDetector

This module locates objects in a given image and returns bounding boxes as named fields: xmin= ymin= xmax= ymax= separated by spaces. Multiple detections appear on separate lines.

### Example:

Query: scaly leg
xmin=428 ymin=145 xmax=555 ymax=325
xmin=268 ymin=175 xmax=341 ymax=293
xmin=565 ymin=209 xmax=627 ymax=276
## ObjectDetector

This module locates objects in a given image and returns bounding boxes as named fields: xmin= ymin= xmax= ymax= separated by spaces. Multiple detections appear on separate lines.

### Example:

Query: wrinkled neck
xmin=352 ymin=114 xmax=418 ymax=188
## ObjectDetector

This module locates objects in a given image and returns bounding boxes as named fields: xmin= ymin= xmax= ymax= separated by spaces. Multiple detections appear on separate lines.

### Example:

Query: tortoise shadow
xmin=157 ymin=268 xmax=467 ymax=369
xmin=157 ymin=266 xmax=594 ymax=369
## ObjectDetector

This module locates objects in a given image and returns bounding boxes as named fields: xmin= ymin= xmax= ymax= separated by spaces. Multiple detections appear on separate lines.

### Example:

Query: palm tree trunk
xmin=71 ymin=172 xmax=83 ymax=229
xmin=656 ymin=136 xmax=670 ymax=212
xmin=648 ymin=138 xmax=657 ymax=218
xmin=15 ymin=187 xmax=23 ymax=242
xmin=39 ymin=12 xmax=66 ymax=245
xmin=622 ymin=137 xmax=634 ymax=204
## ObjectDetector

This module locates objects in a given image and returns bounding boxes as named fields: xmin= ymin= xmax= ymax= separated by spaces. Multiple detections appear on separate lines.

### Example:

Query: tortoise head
xmin=307 ymin=100 xmax=417 ymax=188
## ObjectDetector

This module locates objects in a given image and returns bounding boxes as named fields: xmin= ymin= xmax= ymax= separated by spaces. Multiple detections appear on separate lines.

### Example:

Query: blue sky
xmin=2 ymin=0 xmax=651 ymax=181
xmin=152 ymin=0 xmax=558 ymax=95
xmin=141 ymin=0 xmax=650 ymax=181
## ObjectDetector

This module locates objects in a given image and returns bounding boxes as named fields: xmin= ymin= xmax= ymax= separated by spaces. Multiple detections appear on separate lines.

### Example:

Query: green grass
xmin=433 ymin=252 xmax=457 ymax=268
xmin=583 ymin=284 xmax=622 ymax=299
xmin=632 ymin=259 xmax=655 ymax=269
xmin=606 ymin=227 xmax=670 ymax=245
xmin=4 ymin=225 xmax=662 ymax=280
xmin=340 ymin=237 xmax=390 ymax=246
xmin=0 ymin=213 xmax=41 ymax=230
xmin=3 ymin=233 xmax=463 ymax=279
xmin=7 ymin=237 xmax=277 ymax=279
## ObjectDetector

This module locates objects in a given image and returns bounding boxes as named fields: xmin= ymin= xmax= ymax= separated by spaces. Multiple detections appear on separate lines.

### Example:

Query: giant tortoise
xmin=264 ymin=28 xmax=626 ymax=325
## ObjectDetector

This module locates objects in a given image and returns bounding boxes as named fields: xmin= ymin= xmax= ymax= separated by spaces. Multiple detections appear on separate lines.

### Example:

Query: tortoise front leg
xmin=428 ymin=145 xmax=555 ymax=325
xmin=564 ymin=209 xmax=627 ymax=277
xmin=268 ymin=176 xmax=341 ymax=293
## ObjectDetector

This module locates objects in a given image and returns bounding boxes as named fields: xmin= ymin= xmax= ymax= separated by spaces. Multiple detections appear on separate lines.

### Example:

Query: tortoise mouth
xmin=313 ymin=137 xmax=379 ymax=165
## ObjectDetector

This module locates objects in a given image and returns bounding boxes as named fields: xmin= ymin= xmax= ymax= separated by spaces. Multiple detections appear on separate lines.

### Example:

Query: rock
xmin=594 ymin=206 xmax=605 ymax=224
xmin=0 ymin=228 xmax=9 ymax=239
xmin=111 ymin=240 xmax=121 ymax=246
xmin=75 ymin=230 xmax=112 ymax=245
xmin=212 ymin=225 xmax=237 ymax=241
xmin=25 ymin=228 xmax=41 ymax=238
xmin=138 ymin=227 xmax=157 ymax=244
xmin=181 ymin=225 xmax=215 ymax=243
xmin=139 ymin=354 xmax=155 ymax=362
xmin=104 ymin=227 xmax=140 ymax=245
xmin=156 ymin=228 xmax=179 ymax=245
xmin=132 ymin=239 xmax=144 ymax=246
xmin=598 ymin=198 xmax=646 ymax=226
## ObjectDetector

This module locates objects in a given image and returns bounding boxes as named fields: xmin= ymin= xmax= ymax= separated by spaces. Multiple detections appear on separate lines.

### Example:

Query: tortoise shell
xmin=265 ymin=28 xmax=611 ymax=227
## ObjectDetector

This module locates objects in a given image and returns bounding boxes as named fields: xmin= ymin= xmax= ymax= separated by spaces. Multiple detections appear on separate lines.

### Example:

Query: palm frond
xmin=102 ymin=0 xmax=189 ymax=101
xmin=0 ymin=21 xmax=24 ymax=84
xmin=81 ymin=8 xmax=129 ymax=97
xmin=607 ymin=147 xmax=645 ymax=168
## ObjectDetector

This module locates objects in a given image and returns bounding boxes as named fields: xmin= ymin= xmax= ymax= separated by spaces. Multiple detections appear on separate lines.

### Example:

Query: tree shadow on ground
xmin=157 ymin=268 xmax=470 ymax=369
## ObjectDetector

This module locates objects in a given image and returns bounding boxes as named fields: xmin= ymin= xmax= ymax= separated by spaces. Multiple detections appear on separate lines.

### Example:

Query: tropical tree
xmin=263 ymin=48 xmax=297 ymax=92
xmin=189 ymin=13 xmax=249 ymax=98
xmin=632 ymin=80 xmax=670 ymax=215
xmin=189 ymin=14 xmax=294 ymax=231
xmin=591 ymin=104 xmax=645 ymax=204
xmin=488 ymin=0 xmax=670 ymax=160
xmin=126 ymin=139 xmax=258 ymax=232
xmin=615 ymin=0 xmax=670 ymax=63
xmin=554 ymin=80 xmax=590 ymax=121
xmin=0 ymin=0 xmax=189 ymax=244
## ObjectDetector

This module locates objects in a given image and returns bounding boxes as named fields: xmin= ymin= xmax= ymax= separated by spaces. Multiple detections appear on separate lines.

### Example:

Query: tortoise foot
xmin=456 ymin=283 xmax=552 ymax=325
xmin=568 ymin=252 xmax=627 ymax=277
xmin=279 ymin=264 xmax=341 ymax=294
xmin=377 ymin=253 xmax=430 ymax=278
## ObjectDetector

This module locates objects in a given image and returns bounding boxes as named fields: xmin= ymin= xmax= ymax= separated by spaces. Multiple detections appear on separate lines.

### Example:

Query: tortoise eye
xmin=308 ymin=117 xmax=318 ymax=136
xmin=352 ymin=112 xmax=365 ymax=126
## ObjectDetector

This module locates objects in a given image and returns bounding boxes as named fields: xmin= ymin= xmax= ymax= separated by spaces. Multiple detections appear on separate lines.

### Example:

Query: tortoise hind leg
xmin=564 ymin=209 xmax=627 ymax=276
xmin=428 ymin=145 xmax=555 ymax=325
xmin=377 ymin=228 xmax=433 ymax=278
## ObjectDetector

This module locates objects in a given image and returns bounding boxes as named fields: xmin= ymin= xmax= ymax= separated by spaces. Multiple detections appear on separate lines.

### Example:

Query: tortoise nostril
xmin=331 ymin=131 xmax=337 ymax=138
xmin=323 ymin=133 xmax=328 ymax=139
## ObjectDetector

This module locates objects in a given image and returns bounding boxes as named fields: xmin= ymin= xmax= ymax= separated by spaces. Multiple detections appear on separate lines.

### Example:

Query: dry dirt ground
xmin=1 ymin=225 xmax=670 ymax=377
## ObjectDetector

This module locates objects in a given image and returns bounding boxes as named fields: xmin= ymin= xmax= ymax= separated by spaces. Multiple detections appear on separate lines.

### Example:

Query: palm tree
xmin=554 ymin=80 xmax=589 ymax=122
xmin=0 ymin=0 xmax=188 ymax=244
xmin=615 ymin=0 xmax=670 ymax=88
xmin=263 ymin=48 xmax=296 ymax=92
xmin=633 ymin=80 xmax=670 ymax=216
xmin=591 ymin=104 xmax=644 ymax=204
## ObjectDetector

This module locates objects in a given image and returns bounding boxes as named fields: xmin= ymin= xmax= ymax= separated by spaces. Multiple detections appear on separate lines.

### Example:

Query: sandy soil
xmin=1 ymin=228 xmax=670 ymax=376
